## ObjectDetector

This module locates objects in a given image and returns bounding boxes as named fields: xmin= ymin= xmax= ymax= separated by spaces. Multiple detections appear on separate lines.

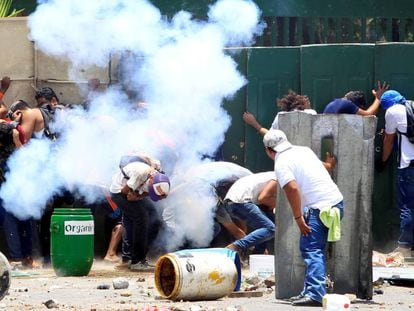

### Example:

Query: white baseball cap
xmin=263 ymin=129 xmax=292 ymax=153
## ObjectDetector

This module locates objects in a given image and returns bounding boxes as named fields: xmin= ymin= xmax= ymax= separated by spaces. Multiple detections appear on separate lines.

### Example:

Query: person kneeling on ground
xmin=224 ymin=172 xmax=277 ymax=257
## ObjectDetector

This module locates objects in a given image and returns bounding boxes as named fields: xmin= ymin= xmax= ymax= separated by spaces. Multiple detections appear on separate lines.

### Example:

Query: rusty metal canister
xmin=155 ymin=248 xmax=240 ymax=301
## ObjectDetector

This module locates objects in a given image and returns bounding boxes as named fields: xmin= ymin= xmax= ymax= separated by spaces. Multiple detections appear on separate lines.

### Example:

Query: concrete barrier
xmin=274 ymin=112 xmax=376 ymax=300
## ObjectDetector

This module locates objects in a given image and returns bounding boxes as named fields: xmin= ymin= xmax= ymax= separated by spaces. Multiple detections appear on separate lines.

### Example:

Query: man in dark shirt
xmin=323 ymin=81 xmax=388 ymax=115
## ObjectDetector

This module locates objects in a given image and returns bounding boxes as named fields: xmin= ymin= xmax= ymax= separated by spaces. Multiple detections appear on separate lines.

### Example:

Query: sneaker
xmin=226 ymin=243 xmax=241 ymax=252
xmin=288 ymin=294 xmax=305 ymax=302
xmin=392 ymin=246 xmax=412 ymax=258
xmin=129 ymin=260 xmax=154 ymax=272
xmin=9 ymin=260 xmax=22 ymax=270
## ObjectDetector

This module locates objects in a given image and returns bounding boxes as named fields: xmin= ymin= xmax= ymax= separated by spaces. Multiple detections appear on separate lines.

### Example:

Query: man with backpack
xmin=110 ymin=153 xmax=170 ymax=271
xmin=379 ymin=90 xmax=414 ymax=258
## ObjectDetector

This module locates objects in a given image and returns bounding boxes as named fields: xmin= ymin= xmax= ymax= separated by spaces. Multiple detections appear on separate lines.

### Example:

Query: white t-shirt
xmin=275 ymin=145 xmax=343 ymax=211
xmin=225 ymin=171 xmax=276 ymax=204
xmin=385 ymin=103 xmax=414 ymax=169
xmin=109 ymin=162 xmax=152 ymax=194
xmin=271 ymin=109 xmax=317 ymax=129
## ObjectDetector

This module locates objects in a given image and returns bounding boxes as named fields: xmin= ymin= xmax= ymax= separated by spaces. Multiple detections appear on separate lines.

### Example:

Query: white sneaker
xmin=393 ymin=246 xmax=412 ymax=258
xmin=129 ymin=260 xmax=154 ymax=272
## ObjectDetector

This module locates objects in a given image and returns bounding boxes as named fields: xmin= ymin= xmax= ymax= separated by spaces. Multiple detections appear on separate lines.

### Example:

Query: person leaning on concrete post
xmin=323 ymin=81 xmax=389 ymax=115
xmin=263 ymin=129 xmax=344 ymax=307
xmin=243 ymin=90 xmax=316 ymax=136
xmin=109 ymin=157 xmax=170 ymax=271
xmin=224 ymin=172 xmax=277 ymax=256
xmin=377 ymin=90 xmax=414 ymax=258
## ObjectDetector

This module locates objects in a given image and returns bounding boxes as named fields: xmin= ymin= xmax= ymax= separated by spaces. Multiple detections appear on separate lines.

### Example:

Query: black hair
xmin=344 ymin=91 xmax=366 ymax=108
xmin=9 ymin=100 xmax=30 ymax=113
xmin=35 ymin=87 xmax=59 ymax=102
xmin=0 ymin=122 xmax=14 ymax=146
xmin=277 ymin=90 xmax=312 ymax=112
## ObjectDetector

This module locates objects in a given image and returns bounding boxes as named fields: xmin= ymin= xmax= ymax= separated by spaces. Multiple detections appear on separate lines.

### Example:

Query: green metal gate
xmin=223 ymin=43 xmax=414 ymax=249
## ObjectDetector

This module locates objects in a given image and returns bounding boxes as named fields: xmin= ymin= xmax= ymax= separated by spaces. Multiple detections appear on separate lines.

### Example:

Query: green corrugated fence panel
xmin=256 ymin=0 xmax=414 ymax=18
xmin=244 ymin=47 xmax=300 ymax=172
xmin=222 ymin=49 xmax=248 ymax=167
xmin=300 ymin=44 xmax=375 ymax=112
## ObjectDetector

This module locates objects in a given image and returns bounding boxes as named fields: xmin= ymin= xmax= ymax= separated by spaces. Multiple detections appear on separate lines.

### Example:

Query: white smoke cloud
xmin=1 ymin=0 xmax=264 ymax=249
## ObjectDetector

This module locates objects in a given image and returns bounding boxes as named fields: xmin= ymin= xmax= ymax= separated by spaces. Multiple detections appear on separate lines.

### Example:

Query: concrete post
xmin=274 ymin=112 xmax=376 ymax=300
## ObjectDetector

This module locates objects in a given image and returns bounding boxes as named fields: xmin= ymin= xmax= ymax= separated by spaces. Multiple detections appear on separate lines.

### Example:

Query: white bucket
xmin=155 ymin=248 xmax=239 ymax=301
xmin=322 ymin=294 xmax=351 ymax=310
xmin=249 ymin=254 xmax=274 ymax=277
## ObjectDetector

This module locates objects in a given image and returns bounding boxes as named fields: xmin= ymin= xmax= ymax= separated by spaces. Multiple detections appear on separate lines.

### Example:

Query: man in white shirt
xmin=110 ymin=159 xmax=170 ymax=271
xmin=224 ymin=172 xmax=277 ymax=255
xmin=263 ymin=129 xmax=344 ymax=307
xmin=243 ymin=90 xmax=317 ymax=136
xmin=379 ymin=90 xmax=414 ymax=257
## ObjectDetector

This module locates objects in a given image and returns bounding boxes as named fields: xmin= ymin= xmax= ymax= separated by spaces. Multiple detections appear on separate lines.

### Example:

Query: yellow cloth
xmin=319 ymin=207 xmax=341 ymax=242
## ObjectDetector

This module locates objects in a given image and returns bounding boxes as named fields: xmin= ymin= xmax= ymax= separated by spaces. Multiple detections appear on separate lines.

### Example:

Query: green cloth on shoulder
xmin=319 ymin=206 xmax=341 ymax=242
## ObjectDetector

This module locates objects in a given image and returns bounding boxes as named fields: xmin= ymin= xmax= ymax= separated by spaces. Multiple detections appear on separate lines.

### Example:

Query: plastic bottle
xmin=322 ymin=294 xmax=351 ymax=310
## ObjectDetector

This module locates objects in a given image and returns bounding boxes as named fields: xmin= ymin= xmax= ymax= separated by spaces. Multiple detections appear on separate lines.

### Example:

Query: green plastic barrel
xmin=50 ymin=208 xmax=94 ymax=276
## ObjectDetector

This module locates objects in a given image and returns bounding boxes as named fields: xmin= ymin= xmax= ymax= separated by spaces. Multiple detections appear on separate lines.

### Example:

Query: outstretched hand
xmin=243 ymin=111 xmax=258 ymax=126
xmin=372 ymin=81 xmax=389 ymax=100
xmin=323 ymin=152 xmax=336 ymax=173
xmin=0 ymin=76 xmax=11 ymax=93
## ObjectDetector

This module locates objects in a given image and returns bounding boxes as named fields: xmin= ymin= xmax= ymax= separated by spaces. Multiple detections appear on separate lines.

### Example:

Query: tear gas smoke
xmin=1 ymin=0 xmax=264 ymax=250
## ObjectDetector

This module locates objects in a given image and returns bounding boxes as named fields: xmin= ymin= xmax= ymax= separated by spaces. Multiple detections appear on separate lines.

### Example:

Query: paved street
xmin=1 ymin=261 xmax=414 ymax=310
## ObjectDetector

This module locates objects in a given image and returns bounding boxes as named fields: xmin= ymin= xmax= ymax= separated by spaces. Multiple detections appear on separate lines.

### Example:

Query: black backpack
xmin=39 ymin=104 xmax=58 ymax=140
xmin=399 ymin=100 xmax=414 ymax=143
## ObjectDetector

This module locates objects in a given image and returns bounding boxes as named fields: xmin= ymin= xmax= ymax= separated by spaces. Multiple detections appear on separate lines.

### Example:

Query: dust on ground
xmin=1 ymin=260 xmax=414 ymax=311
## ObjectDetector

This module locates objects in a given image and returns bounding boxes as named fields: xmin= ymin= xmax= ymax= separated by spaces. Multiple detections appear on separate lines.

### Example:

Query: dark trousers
xmin=110 ymin=193 xmax=150 ymax=264
xmin=3 ymin=212 xmax=33 ymax=260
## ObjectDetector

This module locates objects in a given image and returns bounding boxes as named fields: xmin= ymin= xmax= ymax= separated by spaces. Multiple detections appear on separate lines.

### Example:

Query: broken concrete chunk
xmin=113 ymin=277 xmax=129 ymax=289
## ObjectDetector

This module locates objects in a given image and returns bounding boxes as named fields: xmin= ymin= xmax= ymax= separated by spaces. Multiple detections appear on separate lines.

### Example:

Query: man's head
xmin=277 ymin=90 xmax=311 ymax=112
xmin=0 ymin=121 xmax=14 ymax=147
xmin=380 ymin=90 xmax=406 ymax=110
xmin=35 ymin=87 xmax=59 ymax=107
xmin=344 ymin=91 xmax=366 ymax=108
xmin=149 ymin=172 xmax=170 ymax=201
xmin=263 ymin=129 xmax=292 ymax=153
xmin=7 ymin=100 xmax=30 ymax=121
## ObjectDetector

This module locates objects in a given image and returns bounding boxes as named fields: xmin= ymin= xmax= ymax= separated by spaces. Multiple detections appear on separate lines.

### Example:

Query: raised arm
xmin=356 ymin=81 xmax=389 ymax=116
xmin=243 ymin=111 xmax=269 ymax=136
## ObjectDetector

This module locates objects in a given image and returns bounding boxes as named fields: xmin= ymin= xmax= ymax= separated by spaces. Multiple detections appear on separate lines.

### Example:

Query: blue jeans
xmin=397 ymin=167 xmax=414 ymax=247
xmin=224 ymin=201 xmax=275 ymax=251
xmin=300 ymin=201 xmax=344 ymax=303
xmin=3 ymin=212 xmax=33 ymax=260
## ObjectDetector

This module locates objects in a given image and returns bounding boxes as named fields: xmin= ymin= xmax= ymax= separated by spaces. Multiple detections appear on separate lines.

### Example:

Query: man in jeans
xmin=379 ymin=90 xmax=414 ymax=257
xmin=263 ymin=129 xmax=344 ymax=307
xmin=224 ymin=172 xmax=277 ymax=255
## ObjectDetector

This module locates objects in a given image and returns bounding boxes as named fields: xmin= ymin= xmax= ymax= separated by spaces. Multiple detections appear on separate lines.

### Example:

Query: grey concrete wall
xmin=0 ymin=17 xmax=118 ymax=107
xmin=0 ymin=17 xmax=35 ymax=104
xmin=274 ymin=112 xmax=376 ymax=300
